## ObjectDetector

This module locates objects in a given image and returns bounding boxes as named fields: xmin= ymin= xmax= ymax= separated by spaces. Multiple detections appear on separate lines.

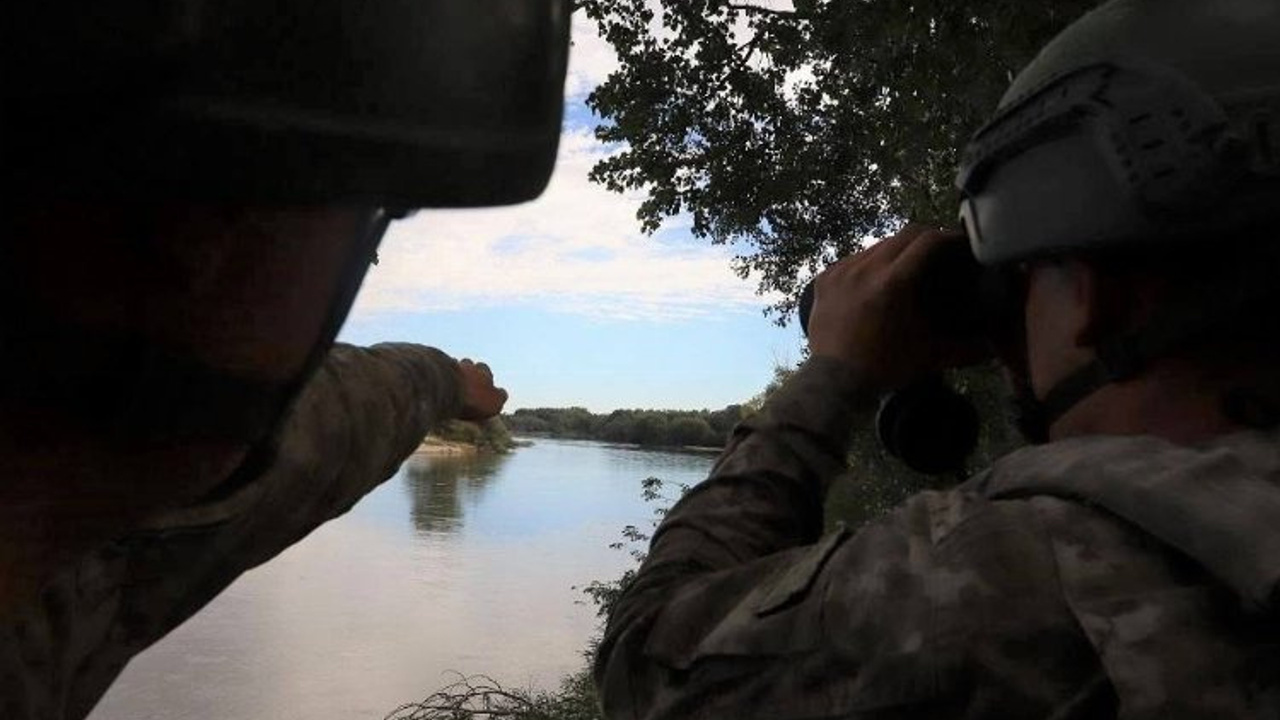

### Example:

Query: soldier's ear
xmin=1065 ymin=260 xmax=1106 ymax=349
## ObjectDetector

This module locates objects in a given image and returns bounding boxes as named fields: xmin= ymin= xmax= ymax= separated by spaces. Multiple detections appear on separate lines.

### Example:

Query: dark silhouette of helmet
xmin=0 ymin=2 xmax=571 ymax=449
xmin=4 ymin=0 xmax=571 ymax=208
xmin=957 ymin=0 xmax=1280 ymax=265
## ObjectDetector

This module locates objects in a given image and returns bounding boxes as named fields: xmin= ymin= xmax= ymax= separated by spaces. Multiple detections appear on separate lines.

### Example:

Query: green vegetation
xmin=428 ymin=418 xmax=517 ymax=454
xmin=573 ymin=0 xmax=1084 ymax=484
xmin=579 ymin=0 xmax=1096 ymax=320
xmin=503 ymin=406 xmax=749 ymax=449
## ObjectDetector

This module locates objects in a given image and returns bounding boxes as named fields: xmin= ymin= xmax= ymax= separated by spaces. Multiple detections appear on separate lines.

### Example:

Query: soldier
xmin=0 ymin=2 xmax=568 ymax=717
xmin=594 ymin=0 xmax=1280 ymax=717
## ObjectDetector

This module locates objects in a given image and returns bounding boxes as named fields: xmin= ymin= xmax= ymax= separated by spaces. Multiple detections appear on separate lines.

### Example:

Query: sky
xmin=338 ymin=9 xmax=806 ymax=413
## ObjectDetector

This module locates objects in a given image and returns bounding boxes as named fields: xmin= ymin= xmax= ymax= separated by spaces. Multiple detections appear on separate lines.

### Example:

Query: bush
xmin=500 ymin=407 xmax=738 ymax=448
xmin=431 ymin=418 xmax=515 ymax=453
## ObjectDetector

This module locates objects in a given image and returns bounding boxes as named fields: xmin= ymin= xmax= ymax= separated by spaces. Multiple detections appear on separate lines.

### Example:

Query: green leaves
xmin=581 ymin=0 xmax=1097 ymax=321
xmin=504 ymin=405 xmax=745 ymax=448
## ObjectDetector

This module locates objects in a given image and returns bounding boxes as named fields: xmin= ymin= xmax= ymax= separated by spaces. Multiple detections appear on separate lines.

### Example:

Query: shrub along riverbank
xmin=502 ymin=405 xmax=750 ymax=449
xmin=421 ymin=418 xmax=517 ymax=455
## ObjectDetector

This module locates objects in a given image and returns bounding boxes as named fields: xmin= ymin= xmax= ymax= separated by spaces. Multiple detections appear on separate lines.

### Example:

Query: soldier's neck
xmin=1049 ymin=358 xmax=1252 ymax=446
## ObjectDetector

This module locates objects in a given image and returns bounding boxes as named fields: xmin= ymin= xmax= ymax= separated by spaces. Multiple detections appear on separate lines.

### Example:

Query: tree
xmin=558 ymin=407 xmax=598 ymax=436
xmin=707 ymin=404 xmax=748 ymax=438
xmin=632 ymin=412 xmax=670 ymax=446
xmin=668 ymin=415 xmax=719 ymax=447
xmin=745 ymin=363 xmax=796 ymax=412
xmin=598 ymin=410 xmax=637 ymax=443
xmin=578 ymin=0 xmax=1097 ymax=319
xmin=430 ymin=418 xmax=515 ymax=453
xmin=505 ymin=411 xmax=552 ymax=435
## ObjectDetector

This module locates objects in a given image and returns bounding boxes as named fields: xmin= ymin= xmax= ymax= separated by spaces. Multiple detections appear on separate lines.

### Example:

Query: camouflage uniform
xmin=0 ymin=343 xmax=464 ymax=720
xmin=595 ymin=357 xmax=1280 ymax=719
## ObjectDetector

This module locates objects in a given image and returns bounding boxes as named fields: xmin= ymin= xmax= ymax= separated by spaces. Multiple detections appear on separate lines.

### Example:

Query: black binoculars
xmin=798 ymin=237 xmax=1019 ymax=476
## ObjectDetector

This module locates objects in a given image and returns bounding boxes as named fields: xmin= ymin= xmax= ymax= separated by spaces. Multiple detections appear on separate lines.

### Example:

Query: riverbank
xmin=422 ymin=418 xmax=520 ymax=455
xmin=415 ymin=437 xmax=480 ymax=456
xmin=93 ymin=439 xmax=718 ymax=720
xmin=514 ymin=433 xmax=722 ymax=455
xmin=415 ymin=436 xmax=533 ymax=456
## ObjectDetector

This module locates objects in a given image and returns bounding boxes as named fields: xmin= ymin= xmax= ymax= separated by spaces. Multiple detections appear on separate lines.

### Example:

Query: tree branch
xmin=727 ymin=4 xmax=799 ymax=19
xmin=735 ymin=35 xmax=762 ymax=66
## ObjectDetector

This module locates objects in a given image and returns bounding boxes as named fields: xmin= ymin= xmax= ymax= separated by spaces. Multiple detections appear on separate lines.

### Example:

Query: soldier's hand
xmin=457 ymin=359 xmax=509 ymax=421
xmin=808 ymin=224 xmax=989 ymax=392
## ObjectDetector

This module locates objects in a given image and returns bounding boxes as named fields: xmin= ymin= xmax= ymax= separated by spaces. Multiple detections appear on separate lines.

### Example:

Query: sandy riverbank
xmin=413 ymin=437 xmax=479 ymax=456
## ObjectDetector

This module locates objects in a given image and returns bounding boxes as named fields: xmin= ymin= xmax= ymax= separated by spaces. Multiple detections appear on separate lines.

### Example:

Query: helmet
xmin=955 ymin=0 xmax=1280 ymax=440
xmin=4 ymin=0 xmax=571 ymax=207
xmin=0 ymin=2 xmax=570 ymax=449
xmin=957 ymin=0 xmax=1280 ymax=266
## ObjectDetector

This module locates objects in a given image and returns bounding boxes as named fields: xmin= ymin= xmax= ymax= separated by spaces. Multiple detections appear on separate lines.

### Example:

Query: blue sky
xmin=340 ymin=306 xmax=801 ymax=412
xmin=339 ymin=14 xmax=806 ymax=412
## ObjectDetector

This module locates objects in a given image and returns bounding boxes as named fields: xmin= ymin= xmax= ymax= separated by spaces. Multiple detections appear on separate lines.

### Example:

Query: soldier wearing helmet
xmin=0 ymin=1 xmax=568 ymax=717
xmin=595 ymin=0 xmax=1280 ymax=717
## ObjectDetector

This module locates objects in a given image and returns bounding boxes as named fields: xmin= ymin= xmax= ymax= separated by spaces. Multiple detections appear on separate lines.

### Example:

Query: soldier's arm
xmin=620 ymin=354 xmax=868 ymax=578
xmin=203 ymin=342 xmax=470 ymax=567
xmin=22 ymin=342 xmax=486 ymax=717
xmin=131 ymin=341 xmax=474 ymax=593
xmin=593 ymin=355 xmax=888 ymax=718
xmin=594 ymin=228 xmax=1003 ymax=718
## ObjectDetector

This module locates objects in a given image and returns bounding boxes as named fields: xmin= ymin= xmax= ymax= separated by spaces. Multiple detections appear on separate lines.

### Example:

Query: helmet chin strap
xmin=1015 ymin=276 xmax=1280 ymax=443
xmin=1014 ymin=334 xmax=1146 ymax=444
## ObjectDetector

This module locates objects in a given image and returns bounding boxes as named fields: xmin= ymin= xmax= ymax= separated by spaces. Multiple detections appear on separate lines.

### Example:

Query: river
xmin=88 ymin=439 xmax=716 ymax=720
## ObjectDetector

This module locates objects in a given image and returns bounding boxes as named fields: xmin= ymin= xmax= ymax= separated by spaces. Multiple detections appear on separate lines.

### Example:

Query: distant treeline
xmin=432 ymin=417 xmax=516 ymax=453
xmin=503 ymin=405 xmax=750 ymax=448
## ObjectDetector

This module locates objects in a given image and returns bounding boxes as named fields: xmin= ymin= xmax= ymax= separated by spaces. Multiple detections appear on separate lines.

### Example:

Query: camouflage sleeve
xmin=593 ymin=356 xmax=885 ymax=719
xmin=206 ymin=341 xmax=465 ymax=570
xmin=145 ymin=343 xmax=461 ymax=643
xmin=629 ymin=355 xmax=870 ymax=577
xmin=5 ymin=342 xmax=467 ymax=719
xmin=592 ymin=353 xmax=1109 ymax=720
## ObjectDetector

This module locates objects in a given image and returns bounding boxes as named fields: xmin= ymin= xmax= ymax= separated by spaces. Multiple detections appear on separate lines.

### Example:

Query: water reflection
xmin=402 ymin=453 xmax=510 ymax=535
xmin=88 ymin=440 xmax=713 ymax=720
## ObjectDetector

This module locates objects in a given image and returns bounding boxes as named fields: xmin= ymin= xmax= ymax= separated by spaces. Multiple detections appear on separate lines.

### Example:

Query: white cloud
xmin=349 ymin=127 xmax=771 ymax=322
xmin=348 ymin=4 xmax=817 ymax=324
xmin=565 ymin=9 xmax=619 ymax=99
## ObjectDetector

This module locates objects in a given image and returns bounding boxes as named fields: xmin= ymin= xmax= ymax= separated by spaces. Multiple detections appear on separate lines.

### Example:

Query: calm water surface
xmin=89 ymin=439 xmax=714 ymax=720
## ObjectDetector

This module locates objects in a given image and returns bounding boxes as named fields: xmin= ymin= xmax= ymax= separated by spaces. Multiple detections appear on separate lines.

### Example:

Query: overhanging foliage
xmin=579 ymin=0 xmax=1097 ymax=319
